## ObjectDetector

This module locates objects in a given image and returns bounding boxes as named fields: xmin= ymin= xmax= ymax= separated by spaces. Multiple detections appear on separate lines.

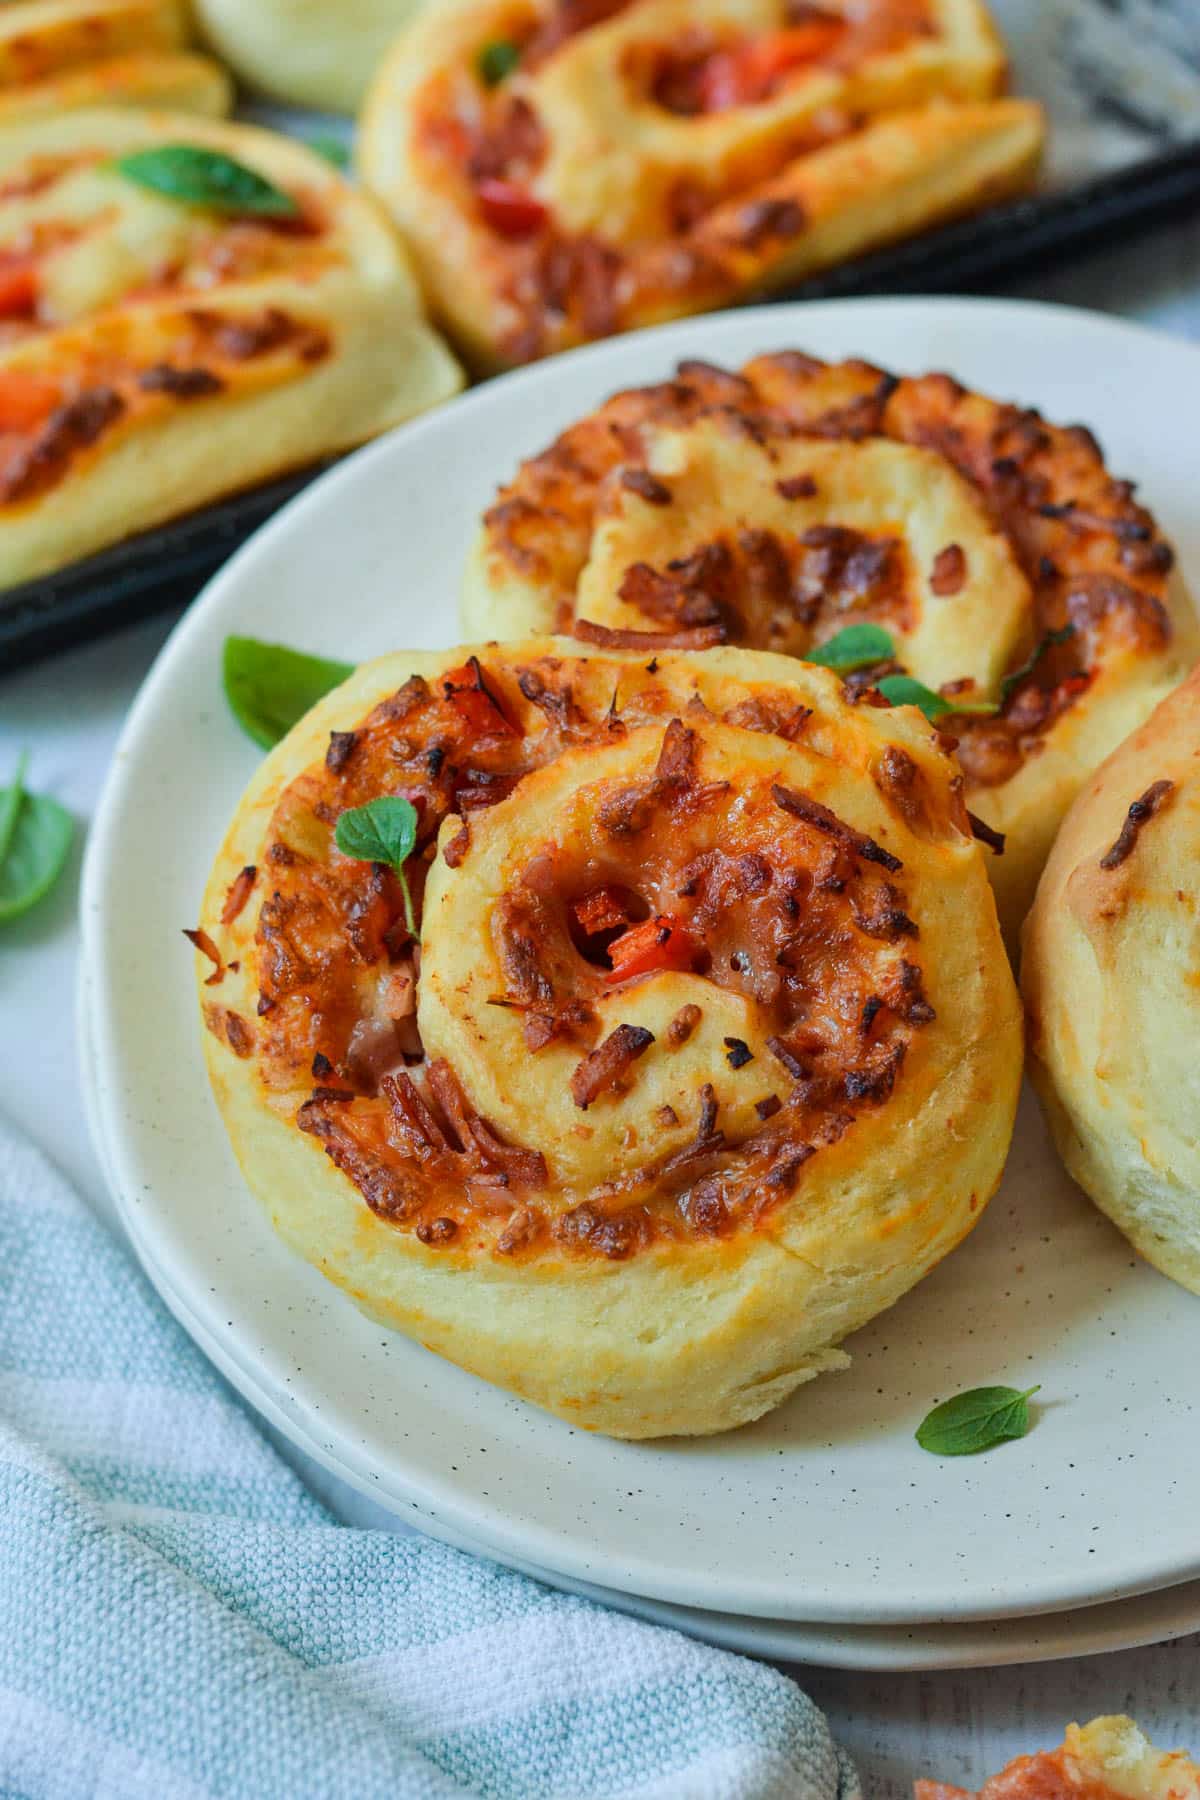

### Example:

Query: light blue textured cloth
xmin=0 ymin=1118 xmax=859 ymax=1800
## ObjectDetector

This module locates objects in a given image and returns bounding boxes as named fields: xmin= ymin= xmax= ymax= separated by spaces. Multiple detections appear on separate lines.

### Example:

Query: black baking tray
xmin=3 ymin=138 xmax=1200 ymax=676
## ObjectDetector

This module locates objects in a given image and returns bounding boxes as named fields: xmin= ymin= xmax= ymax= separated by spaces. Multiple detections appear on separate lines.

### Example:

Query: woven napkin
xmin=0 ymin=1115 xmax=859 ymax=1800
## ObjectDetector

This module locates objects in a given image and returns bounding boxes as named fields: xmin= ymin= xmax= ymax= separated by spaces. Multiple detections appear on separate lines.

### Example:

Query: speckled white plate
xmin=76 ymin=966 xmax=1200 ymax=1670
xmin=81 ymin=298 xmax=1200 ymax=1628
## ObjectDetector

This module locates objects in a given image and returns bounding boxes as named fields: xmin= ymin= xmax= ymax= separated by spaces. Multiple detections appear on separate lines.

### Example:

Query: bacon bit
xmin=325 ymin=730 xmax=358 ymax=773
xmin=517 ymin=667 xmax=575 ymax=726
xmin=1099 ymin=779 xmax=1175 ymax=870
xmin=654 ymin=1083 xmax=725 ymax=1175
xmin=776 ymin=473 xmax=817 ymax=499
xmin=496 ymin=1205 xmax=541 ymax=1255
xmin=606 ymin=915 xmax=696 ymax=982
xmin=724 ymin=1036 xmax=753 ymax=1069
xmin=184 ymin=925 xmax=225 ymax=986
xmin=193 ymin=306 xmax=304 ymax=361
xmin=382 ymin=1070 xmax=449 ymax=1160
xmin=223 ymin=1010 xmax=254 ymax=1058
xmin=443 ymin=823 xmax=470 ymax=867
xmin=297 ymin=1101 xmax=422 ymax=1221
xmin=574 ymin=884 xmax=635 ymax=936
xmin=220 ymin=864 xmax=257 ymax=926
xmin=554 ymin=1201 xmax=644 ymax=1261
xmin=310 ymin=1084 xmax=354 ymax=1103
xmin=442 ymin=656 xmax=520 ymax=738
xmin=1 ymin=386 xmax=126 ymax=506
xmin=667 ymin=1002 xmax=702 ymax=1046
xmin=767 ymin=1034 xmax=810 ymax=1080
xmin=734 ymin=197 xmax=807 ymax=246
xmin=569 ymin=1022 xmax=655 ymax=1110
xmin=930 ymin=543 xmax=967 ymax=596
xmin=572 ymin=619 xmax=725 ymax=652
xmin=311 ymin=1052 xmax=334 ymax=1079
xmin=755 ymin=1093 xmax=782 ymax=1120
xmin=771 ymin=783 xmax=902 ymax=873
xmin=620 ymin=467 xmax=672 ymax=505
xmin=416 ymin=1216 xmax=458 ymax=1245
xmin=967 ymin=810 xmax=1006 ymax=855
xmin=678 ymin=1176 xmax=729 ymax=1235
xmin=618 ymin=553 xmax=726 ymax=630
xmin=656 ymin=1104 xmax=679 ymax=1126
xmin=137 ymin=363 xmax=224 ymax=399
xmin=0 ymin=260 xmax=37 ymax=319
xmin=843 ymin=1041 xmax=905 ymax=1104
xmin=476 ymin=177 xmax=547 ymax=237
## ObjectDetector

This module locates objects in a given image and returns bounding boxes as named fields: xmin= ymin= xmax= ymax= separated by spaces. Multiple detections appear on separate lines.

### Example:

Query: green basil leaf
xmin=875 ymin=674 xmax=951 ymax=719
xmin=916 ymin=1384 xmax=1040 ymax=1457
xmin=999 ymin=625 xmax=1077 ymax=705
xmin=114 ymin=146 xmax=299 ymax=217
xmin=223 ymin=636 xmax=355 ymax=750
xmin=0 ymin=747 xmax=27 ymax=866
xmin=0 ymin=777 xmax=73 ymax=925
xmin=478 ymin=39 xmax=521 ymax=84
xmin=877 ymin=675 xmax=999 ymax=721
xmin=806 ymin=623 xmax=896 ymax=673
xmin=335 ymin=796 xmax=419 ymax=935
xmin=307 ymin=133 xmax=351 ymax=171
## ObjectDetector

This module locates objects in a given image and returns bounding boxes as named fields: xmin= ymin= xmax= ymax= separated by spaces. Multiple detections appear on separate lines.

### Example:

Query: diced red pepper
xmin=0 ymin=368 xmax=58 ymax=432
xmin=699 ymin=21 xmax=842 ymax=110
xmin=0 ymin=260 xmax=38 ymax=321
xmin=574 ymin=885 xmax=634 ymax=937
xmin=442 ymin=656 xmax=519 ymax=738
xmin=606 ymin=915 xmax=697 ymax=982
xmin=475 ymin=176 xmax=548 ymax=238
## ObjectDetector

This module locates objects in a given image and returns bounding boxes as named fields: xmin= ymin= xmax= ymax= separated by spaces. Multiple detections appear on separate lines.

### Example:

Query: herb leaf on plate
xmin=114 ymin=146 xmax=299 ymax=217
xmin=223 ymin=636 xmax=355 ymax=750
xmin=0 ymin=753 xmax=73 ymax=924
xmin=805 ymin=623 xmax=895 ymax=673
xmin=916 ymin=1384 xmax=1040 ymax=1456
xmin=335 ymin=796 xmax=419 ymax=935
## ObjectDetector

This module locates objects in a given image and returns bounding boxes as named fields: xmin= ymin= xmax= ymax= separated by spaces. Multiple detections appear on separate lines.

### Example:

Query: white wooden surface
xmin=4 ymin=217 xmax=1200 ymax=1794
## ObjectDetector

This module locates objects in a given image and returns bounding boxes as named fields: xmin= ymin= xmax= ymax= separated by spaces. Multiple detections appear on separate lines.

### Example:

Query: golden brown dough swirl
xmin=463 ymin=351 xmax=1198 ymax=943
xmin=197 ymin=640 xmax=1021 ymax=1437
xmin=358 ymin=0 xmax=1042 ymax=370
xmin=1023 ymin=663 xmax=1200 ymax=1297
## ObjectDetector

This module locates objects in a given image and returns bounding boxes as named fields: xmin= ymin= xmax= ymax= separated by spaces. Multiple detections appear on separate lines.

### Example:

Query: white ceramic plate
xmin=82 ymin=298 xmax=1200 ymax=1628
xmin=76 ymin=967 xmax=1200 ymax=1671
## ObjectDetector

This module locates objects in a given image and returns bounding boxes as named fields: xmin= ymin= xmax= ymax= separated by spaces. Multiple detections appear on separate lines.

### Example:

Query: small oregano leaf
xmin=877 ymin=674 xmax=999 ymax=722
xmin=223 ymin=636 xmax=355 ymax=750
xmin=334 ymin=796 xmax=419 ymax=935
xmin=0 ymin=753 xmax=73 ymax=925
xmin=478 ymin=39 xmax=521 ymax=84
xmin=114 ymin=146 xmax=299 ymax=217
xmin=805 ymin=623 xmax=895 ymax=673
xmin=916 ymin=1385 xmax=1040 ymax=1457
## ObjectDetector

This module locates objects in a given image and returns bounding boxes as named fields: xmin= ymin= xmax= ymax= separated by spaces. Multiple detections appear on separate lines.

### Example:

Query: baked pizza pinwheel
xmin=0 ymin=1 xmax=231 ymax=125
xmin=196 ymin=639 xmax=1022 ymax=1439
xmin=0 ymin=109 xmax=462 ymax=589
xmin=1023 ymin=665 xmax=1200 ymax=1297
xmin=463 ymin=351 xmax=1198 ymax=942
xmin=358 ymin=0 xmax=1044 ymax=369
xmin=192 ymin=0 xmax=421 ymax=115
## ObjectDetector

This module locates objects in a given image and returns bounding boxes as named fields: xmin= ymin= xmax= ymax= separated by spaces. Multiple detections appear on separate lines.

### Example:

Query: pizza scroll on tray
xmin=196 ymin=638 xmax=1022 ymax=1439
xmin=0 ymin=108 xmax=462 ymax=590
xmin=462 ymin=351 xmax=1198 ymax=944
xmin=0 ymin=0 xmax=232 ymax=124
xmin=358 ymin=0 xmax=1045 ymax=369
